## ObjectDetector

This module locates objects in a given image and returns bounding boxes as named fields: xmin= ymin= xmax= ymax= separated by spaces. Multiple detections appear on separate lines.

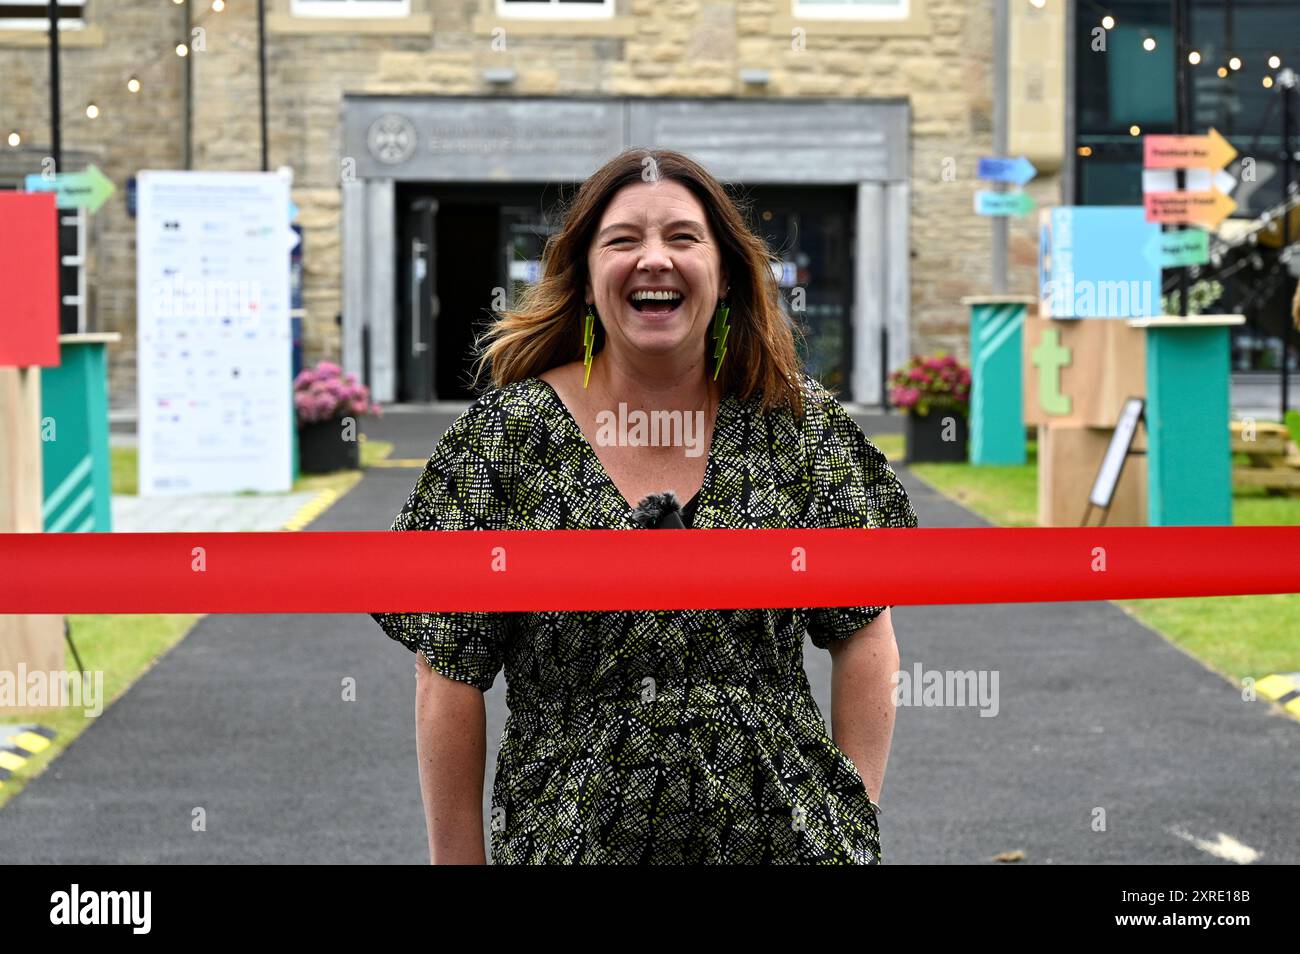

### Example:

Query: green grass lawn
xmin=1 ymin=612 xmax=205 ymax=810
xmin=909 ymin=439 xmax=1042 ymax=528
xmin=2 ymin=432 xmax=393 ymax=810
xmin=884 ymin=436 xmax=1300 ymax=686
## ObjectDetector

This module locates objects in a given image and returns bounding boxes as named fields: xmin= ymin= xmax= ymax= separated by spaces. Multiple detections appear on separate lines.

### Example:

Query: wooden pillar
xmin=1 ymin=365 xmax=66 ymax=714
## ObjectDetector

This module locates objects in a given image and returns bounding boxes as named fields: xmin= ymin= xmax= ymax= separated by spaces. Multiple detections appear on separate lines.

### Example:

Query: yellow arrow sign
xmin=1144 ymin=188 xmax=1237 ymax=228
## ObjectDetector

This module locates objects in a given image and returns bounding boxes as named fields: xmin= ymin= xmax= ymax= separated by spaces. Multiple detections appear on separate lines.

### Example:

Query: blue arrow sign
xmin=975 ymin=190 xmax=1036 ymax=217
xmin=24 ymin=164 xmax=116 ymax=213
xmin=978 ymin=156 xmax=1037 ymax=186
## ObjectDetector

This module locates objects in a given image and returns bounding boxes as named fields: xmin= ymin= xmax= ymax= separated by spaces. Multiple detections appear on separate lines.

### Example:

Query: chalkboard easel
xmin=1081 ymin=397 xmax=1147 ymax=528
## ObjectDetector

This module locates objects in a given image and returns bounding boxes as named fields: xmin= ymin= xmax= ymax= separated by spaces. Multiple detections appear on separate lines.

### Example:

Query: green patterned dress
xmin=371 ymin=373 xmax=919 ymax=864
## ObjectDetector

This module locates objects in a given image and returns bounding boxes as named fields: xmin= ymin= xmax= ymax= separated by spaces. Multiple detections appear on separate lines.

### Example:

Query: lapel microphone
xmin=630 ymin=491 xmax=686 ymax=529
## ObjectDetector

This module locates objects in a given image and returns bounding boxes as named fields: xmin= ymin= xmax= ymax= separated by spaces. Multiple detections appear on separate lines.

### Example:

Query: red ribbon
xmin=1 ymin=527 xmax=1297 ymax=613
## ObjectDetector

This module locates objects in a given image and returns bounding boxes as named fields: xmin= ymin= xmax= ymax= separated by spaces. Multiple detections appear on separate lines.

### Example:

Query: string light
xmin=1262 ymin=75 xmax=1274 ymax=88
xmin=1142 ymin=35 xmax=1157 ymax=52
xmin=1102 ymin=15 xmax=1115 ymax=29
xmin=1029 ymin=0 xmax=1045 ymax=8
xmin=40 ymin=2 xmax=228 ymax=136
xmin=7 ymin=130 xmax=20 ymax=147
xmin=1228 ymin=55 xmax=1242 ymax=71
xmin=1077 ymin=145 xmax=1093 ymax=157
xmin=1129 ymin=124 xmax=1142 ymax=136
xmin=1268 ymin=54 xmax=1281 ymax=69
xmin=29 ymin=0 xmax=227 ymax=174
xmin=1217 ymin=65 xmax=1229 ymax=77
xmin=1188 ymin=50 xmax=1201 ymax=65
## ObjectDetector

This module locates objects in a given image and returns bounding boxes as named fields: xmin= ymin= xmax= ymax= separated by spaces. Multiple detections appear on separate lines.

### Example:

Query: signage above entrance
xmin=341 ymin=96 xmax=909 ymax=184
xmin=343 ymin=95 xmax=913 ymax=409
xmin=350 ymin=99 xmax=622 ymax=182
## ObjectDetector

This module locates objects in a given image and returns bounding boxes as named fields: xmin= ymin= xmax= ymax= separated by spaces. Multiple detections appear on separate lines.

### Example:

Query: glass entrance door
xmin=397 ymin=197 xmax=437 ymax=403
xmin=397 ymin=184 xmax=553 ymax=401
xmin=740 ymin=186 xmax=856 ymax=397
xmin=500 ymin=205 xmax=560 ymax=311
xmin=397 ymin=184 xmax=856 ymax=401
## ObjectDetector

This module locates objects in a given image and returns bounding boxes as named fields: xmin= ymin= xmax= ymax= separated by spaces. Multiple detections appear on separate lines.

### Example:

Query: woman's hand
xmin=826 ymin=608 xmax=899 ymax=807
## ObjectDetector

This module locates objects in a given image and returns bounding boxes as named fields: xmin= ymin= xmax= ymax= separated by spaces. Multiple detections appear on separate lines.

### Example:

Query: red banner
xmin=0 ymin=191 xmax=61 ymax=368
xmin=1 ymin=527 xmax=1297 ymax=614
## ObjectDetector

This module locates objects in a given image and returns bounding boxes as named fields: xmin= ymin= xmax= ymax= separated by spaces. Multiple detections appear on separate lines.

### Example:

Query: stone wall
xmin=0 ymin=0 xmax=1059 ymax=411
xmin=0 ymin=1 xmax=186 ymax=410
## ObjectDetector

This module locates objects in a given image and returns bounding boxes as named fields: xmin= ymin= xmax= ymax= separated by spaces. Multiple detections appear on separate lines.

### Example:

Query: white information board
xmin=136 ymin=171 xmax=293 ymax=495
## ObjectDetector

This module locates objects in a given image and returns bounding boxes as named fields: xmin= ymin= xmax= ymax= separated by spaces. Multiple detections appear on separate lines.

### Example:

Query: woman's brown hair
xmin=470 ymin=148 xmax=807 ymax=420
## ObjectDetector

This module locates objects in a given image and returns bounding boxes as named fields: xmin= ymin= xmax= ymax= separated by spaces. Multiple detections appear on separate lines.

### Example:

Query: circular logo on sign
xmin=366 ymin=114 xmax=417 ymax=165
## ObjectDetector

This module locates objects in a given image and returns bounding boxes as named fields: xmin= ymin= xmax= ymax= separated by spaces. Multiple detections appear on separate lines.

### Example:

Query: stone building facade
xmin=0 ymin=0 xmax=1065 ymax=411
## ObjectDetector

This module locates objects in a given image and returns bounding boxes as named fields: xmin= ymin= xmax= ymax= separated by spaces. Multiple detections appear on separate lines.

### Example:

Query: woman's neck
xmin=588 ymin=348 xmax=720 ymax=413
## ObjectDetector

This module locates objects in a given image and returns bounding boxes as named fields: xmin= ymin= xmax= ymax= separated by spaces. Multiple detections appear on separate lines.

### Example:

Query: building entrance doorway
xmin=395 ymin=182 xmax=857 ymax=401
xmin=396 ymin=183 xmax=560 ymax=401
xmin=739 ymin=185 xmax=857 ymax=398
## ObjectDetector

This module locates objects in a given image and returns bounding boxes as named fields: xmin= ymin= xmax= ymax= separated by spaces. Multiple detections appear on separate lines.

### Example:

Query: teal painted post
xmin=40 ymin=339 xmax=114 ymax=532
xmin=1144 ymin=324 xmax=1233 ymax=526
xmin=967 ymin=300 xmax=1027 ymax=465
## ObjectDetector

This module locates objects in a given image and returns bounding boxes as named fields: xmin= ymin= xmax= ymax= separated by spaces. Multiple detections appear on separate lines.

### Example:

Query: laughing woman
xmin=371 ymin=148 xmax=919 ymax=865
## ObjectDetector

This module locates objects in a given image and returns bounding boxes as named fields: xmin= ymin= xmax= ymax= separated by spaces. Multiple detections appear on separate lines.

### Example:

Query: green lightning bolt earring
xmin=710 ymin=297 xmax=730 ymax=381
xmin=582 ymin=304 xmax=597 ymax=389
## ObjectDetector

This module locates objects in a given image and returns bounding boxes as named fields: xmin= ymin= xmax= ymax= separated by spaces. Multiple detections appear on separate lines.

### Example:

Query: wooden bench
xmin=1230 ymin=420 xmax=1300 ymax=495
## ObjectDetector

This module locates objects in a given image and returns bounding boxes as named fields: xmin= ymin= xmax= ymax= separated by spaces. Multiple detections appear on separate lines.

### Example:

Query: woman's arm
xmin=826 ymin=607 xmax=899 ymax=807
xmin=415 ymin=658 xmax=489 ymax=864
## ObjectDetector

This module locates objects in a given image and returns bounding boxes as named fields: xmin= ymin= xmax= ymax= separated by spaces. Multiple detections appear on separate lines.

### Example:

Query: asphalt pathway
xmin=1 ymin=406 xmax=1295 ymax=864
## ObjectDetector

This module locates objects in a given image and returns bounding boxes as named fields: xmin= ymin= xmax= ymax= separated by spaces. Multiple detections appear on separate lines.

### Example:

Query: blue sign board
xmin=1038 ymin=207 xmax=1162 ymax=318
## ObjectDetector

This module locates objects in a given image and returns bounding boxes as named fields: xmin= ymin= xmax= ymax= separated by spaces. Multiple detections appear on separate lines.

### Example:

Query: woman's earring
xmin=710 ymin=298 xmax=730 ymax=381
xmin=583 ymin=305 xmax=596 ymax=389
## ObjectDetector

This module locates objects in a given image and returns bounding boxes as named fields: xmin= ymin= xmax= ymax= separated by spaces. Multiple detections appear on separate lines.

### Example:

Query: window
xmin=496 ymin=0 xmax=614 ymax=20
xmin=291 ymin=0 xmax=411 ymax=16
xmin=791 ymin=0 xmax=907 ymax=21
xmin=0 ymin=0 xmax=85 ymax=30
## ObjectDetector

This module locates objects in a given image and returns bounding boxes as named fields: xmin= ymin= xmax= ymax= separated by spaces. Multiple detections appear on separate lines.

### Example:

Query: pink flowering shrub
xmin=294 ymin=360 xmax=383 ymax=426
xmin=887 ymin=351 xmax=971 ymax=417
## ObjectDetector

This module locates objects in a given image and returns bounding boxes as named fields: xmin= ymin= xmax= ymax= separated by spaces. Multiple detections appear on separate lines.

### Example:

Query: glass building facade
xmin=1072 ymin=0 xmax=1299 ymax=374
